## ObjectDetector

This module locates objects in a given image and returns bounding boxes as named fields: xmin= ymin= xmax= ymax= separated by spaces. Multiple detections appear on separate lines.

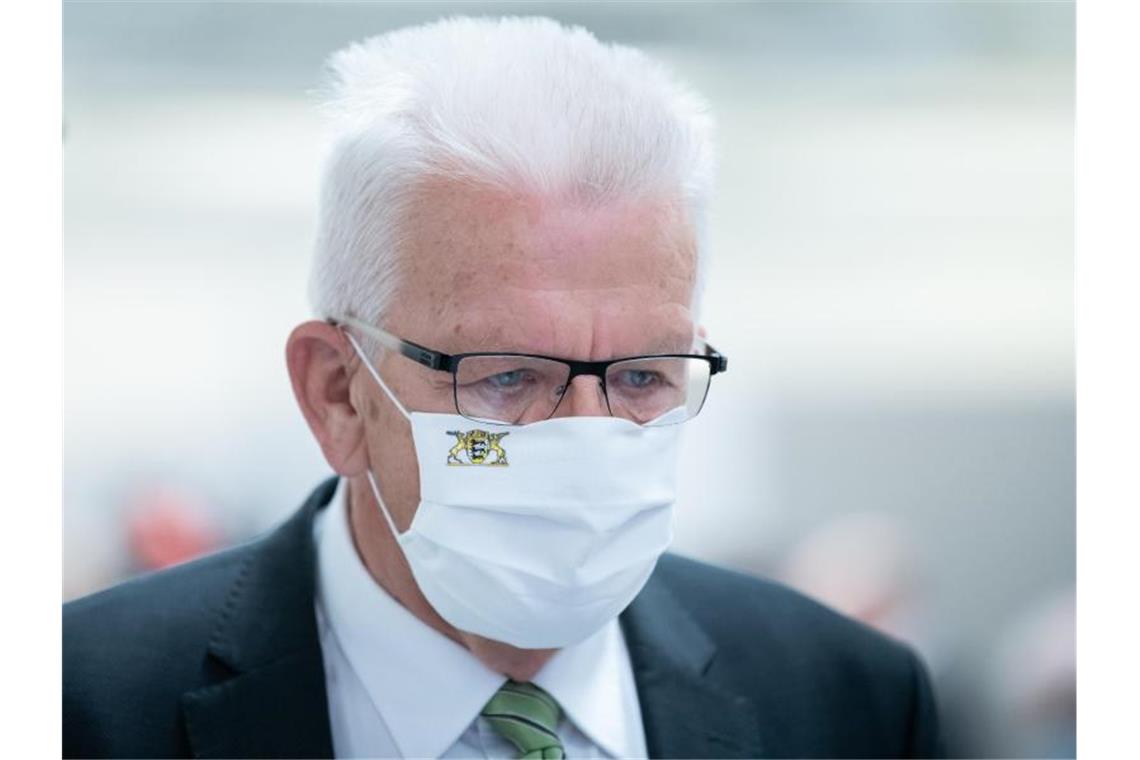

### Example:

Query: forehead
xmin=387 ymin=179 xmax=698 ymax=357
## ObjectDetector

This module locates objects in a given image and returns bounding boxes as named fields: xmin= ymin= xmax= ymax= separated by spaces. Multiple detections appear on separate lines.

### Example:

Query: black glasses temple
xmin=327 ymin=317 xmax=455 ymax=372
xmin=396 ymin=339 xmax=453 ymax=371
xmin=705 ymin=344 xmax=728 ymax=374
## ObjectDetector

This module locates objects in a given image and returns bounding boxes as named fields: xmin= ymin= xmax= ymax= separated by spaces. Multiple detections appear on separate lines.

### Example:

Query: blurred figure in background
xmin=63 ymin=480 xmax=228 ymax=599
xmin=781 ymin=511 xmax=941 ymax=664
xmin=123 ymin=484 xmax=223 ymax=573
xmin=989 ymin=589 xmax=1076 ymax=758
xmin=936 ymin=587 xmax=1075 ymax=759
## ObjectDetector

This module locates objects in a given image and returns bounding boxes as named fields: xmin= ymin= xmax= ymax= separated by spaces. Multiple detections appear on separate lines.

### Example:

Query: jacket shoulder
xmin=62 ymin=540 xmax=256 ymax=757
xmin=64 ymin=539 xmax=252 ymax=660
xmin=651 ymin=552 xmax=941 ymax=757
xmin=63 ymin=478 xmax=338 ymax=759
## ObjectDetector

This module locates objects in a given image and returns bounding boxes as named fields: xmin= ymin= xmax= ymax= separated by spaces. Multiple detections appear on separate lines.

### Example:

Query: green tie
xmin=480 ymin=680 xmax=566 ymax=759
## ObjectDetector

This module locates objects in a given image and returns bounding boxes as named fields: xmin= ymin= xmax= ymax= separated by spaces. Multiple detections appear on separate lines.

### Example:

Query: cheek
xmin=364 ymin=396 xmax=425 ymax=523
xmin=366 ymin=392 xmax=412 ymax=456
xmin=353 ymin=374 xmax=419 ymax=474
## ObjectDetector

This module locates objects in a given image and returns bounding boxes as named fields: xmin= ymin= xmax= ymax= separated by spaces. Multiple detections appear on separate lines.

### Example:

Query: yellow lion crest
xmin=446 ymin=429 xmax=510 ymax=466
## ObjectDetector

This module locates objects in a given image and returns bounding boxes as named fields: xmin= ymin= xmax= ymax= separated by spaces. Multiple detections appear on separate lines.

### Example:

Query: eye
xmin=616 ymin=369 xmax=661 ymax=389
xmin=485 ymin=370 xmax=528 ymax=389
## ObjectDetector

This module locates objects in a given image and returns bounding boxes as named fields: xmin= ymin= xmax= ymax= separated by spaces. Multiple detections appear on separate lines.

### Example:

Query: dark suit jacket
xmin=64 ymin=477 xmax=942 ymax=758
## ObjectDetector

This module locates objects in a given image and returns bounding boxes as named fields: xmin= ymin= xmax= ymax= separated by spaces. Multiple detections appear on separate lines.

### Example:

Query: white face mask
xmin=346 ymin=332 xmax=683 ymax=649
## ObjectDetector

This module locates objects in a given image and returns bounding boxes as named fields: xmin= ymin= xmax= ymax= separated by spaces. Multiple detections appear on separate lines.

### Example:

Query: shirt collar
xmin=533 ymin=616 xmax=645 ymax=758
xmin=316 ymin=477 xmax=640 ymax=759
xmin=317 ymin=479 xmax=503 ymax=758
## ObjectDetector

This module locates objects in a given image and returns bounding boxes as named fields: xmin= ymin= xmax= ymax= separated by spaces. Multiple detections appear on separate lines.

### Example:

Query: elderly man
xmin=64 ymin=17 xmax=941 ymax=759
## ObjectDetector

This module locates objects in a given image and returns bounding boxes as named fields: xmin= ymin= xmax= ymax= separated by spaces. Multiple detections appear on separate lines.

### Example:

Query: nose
xmin=550 ymin=375 xmax=609 ymax=419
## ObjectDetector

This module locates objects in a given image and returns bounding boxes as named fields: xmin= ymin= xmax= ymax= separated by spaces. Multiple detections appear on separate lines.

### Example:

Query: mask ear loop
xmin=364 ymin=470 xmax=403 ymax=540
xmin=342 ymin=327 xmax=411 ymax=540
xmin=343 ymin=329 xmax=413 ymax=422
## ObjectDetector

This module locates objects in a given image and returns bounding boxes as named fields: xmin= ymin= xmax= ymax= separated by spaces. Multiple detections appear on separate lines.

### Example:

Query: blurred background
xmin=63 ymin=2 xmax=1074 ymax=757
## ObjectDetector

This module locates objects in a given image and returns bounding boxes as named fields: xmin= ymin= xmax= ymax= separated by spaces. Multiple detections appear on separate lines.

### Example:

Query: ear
xmin=286 ymin=320 xmax=368 ymax=476
xmin=698 ymin=324 xmax=708 ymax=340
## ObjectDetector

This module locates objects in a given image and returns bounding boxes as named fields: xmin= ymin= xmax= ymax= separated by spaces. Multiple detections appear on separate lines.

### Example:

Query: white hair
xmin=309 ymin=15 xmax=716 ymax=327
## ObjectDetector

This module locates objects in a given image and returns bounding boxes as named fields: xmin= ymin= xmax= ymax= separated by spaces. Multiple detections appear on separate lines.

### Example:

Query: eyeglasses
xmin=333 ymin=316 xmax=727 ymax=427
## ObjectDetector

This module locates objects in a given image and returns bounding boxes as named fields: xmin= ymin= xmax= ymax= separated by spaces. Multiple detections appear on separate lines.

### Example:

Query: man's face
xmin=349 ymin=178 xmax=698 ymax=529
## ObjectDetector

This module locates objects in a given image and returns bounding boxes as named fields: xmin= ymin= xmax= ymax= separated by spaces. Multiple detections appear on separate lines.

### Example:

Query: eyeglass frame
xmin=330 ymin=316 xmax=728 ymax=425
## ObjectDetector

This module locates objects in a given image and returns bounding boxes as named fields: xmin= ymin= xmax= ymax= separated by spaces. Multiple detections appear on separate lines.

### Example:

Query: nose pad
xmin=551 ymin=375 xmax=609 ymax=418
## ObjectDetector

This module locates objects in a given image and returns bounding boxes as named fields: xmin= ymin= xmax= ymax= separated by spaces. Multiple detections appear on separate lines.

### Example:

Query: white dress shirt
xmin=313 ymin=478 xmax=649 ymax=759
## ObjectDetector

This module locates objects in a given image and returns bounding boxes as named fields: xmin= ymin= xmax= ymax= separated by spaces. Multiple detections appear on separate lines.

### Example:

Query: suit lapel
xmin=181 ymin=478 xmax=339 ymax=759
xmin=620 ymin=572 xmax=764 ymax=759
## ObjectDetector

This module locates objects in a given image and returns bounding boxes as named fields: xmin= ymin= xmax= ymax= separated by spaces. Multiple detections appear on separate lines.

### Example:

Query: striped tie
xmin=480 ymin=680 xmax=566 ymax=759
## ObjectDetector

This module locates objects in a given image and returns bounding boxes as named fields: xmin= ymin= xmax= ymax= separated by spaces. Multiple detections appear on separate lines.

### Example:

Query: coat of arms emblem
xmin=446 ymin=429 xmax=510 ymax=466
